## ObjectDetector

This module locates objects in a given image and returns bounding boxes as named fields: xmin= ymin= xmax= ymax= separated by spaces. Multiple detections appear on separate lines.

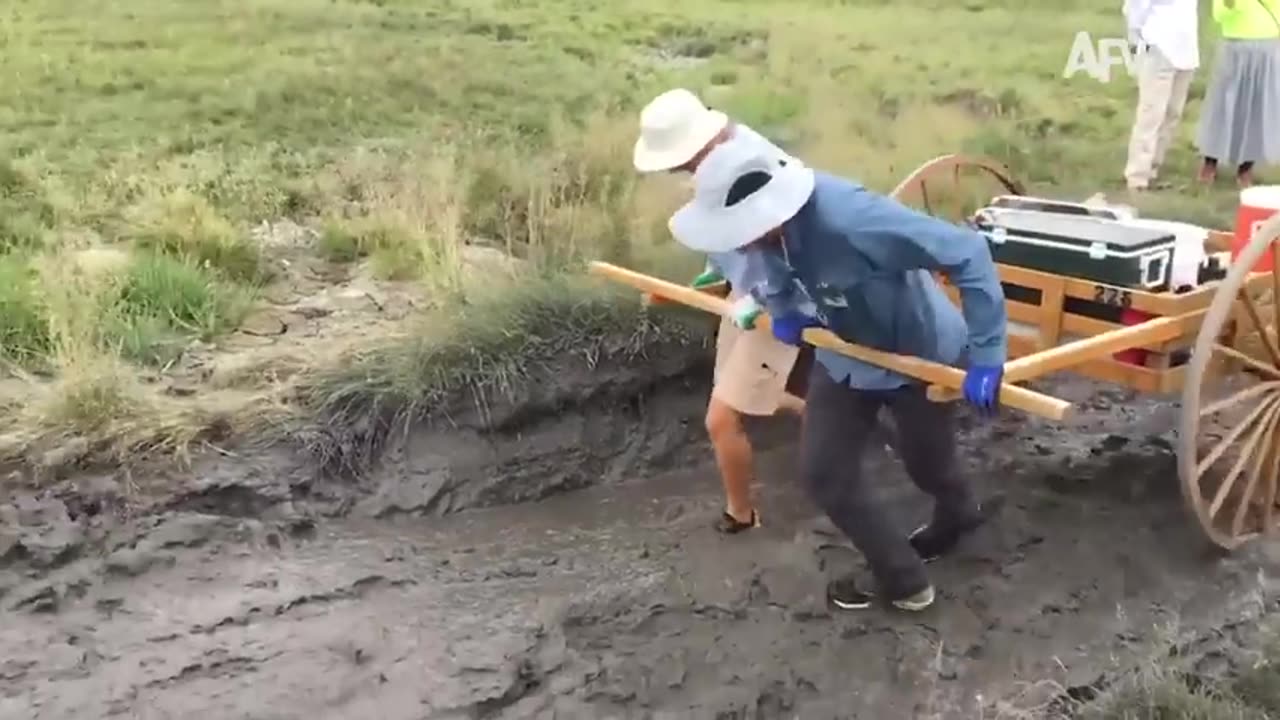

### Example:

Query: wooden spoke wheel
xmin=889 ymin=154 xmax=1025 ymax=222
xmin=1180 ymin=213 xmax=1280 ymax=550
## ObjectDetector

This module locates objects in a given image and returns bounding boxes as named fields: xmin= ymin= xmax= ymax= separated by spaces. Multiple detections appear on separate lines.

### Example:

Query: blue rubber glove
xmin=770 ymin=313 xmax=821 ymax=347
xmin=962 ymin=364 xmax=1003 ymax=415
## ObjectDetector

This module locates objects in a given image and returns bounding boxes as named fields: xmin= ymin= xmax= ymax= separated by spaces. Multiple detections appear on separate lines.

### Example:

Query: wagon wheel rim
xmin=1180 ymin=212 xmax=1280 ymax=550
xmin=889 ymin=154 xmax=1025 ymax=220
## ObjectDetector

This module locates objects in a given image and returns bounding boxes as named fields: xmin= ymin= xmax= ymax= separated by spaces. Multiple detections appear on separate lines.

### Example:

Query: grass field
xmin=1 ymin=0 xmax=1276 ymax=714
xmin=0 ymin=1 xmax=1253 ymax=460
xmin=1 ymin=0 xmax=1253 ymax=463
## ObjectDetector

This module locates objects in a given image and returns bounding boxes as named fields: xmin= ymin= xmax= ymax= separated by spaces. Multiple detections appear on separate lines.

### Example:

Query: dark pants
xmin=784 ymin=346 xmax=816 ymax=399
xmin=800 ymin=365 xmax=980 ymax=597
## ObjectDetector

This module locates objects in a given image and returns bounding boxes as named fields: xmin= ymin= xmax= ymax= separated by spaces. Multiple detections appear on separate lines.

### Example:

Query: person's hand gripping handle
xmin=962 ymin=364 xmax=1003 ymax=416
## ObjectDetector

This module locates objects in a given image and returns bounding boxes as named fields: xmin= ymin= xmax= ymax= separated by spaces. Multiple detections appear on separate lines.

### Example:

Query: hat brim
xmin=632 ymin=110 xmax=729 ymax=172
xmin=668 ymin=163 xmax=815 ymax=253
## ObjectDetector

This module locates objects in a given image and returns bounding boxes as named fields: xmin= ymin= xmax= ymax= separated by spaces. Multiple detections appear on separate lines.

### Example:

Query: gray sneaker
xmin=891 ymin=585 xmax=935 ymax=612
xmin=827 ymin=576 xmax=874 ymax=610
xmin=828 ymin=576 xmax=935 ymax=612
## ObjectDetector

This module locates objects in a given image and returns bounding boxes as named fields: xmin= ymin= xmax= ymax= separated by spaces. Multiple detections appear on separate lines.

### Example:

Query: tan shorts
xmin=711 ymin=310 xmax=801 ymax=416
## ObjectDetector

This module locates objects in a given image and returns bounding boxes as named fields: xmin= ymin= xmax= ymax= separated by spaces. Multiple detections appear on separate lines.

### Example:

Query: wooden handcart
xmin=591 ymin=155 xmax=1280 ymax=552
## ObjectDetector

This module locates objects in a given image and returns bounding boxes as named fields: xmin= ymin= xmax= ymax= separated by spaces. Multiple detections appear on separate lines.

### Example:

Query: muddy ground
xmin=4 ymin=351 xmax=1280 ymax=720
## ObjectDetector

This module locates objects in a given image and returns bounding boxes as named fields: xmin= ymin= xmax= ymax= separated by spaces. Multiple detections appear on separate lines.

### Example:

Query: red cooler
xmin=1114 ymin=308 xmax=1154 ymax=366
xmin=1232 ymin=186 xmax=1280 ymax=272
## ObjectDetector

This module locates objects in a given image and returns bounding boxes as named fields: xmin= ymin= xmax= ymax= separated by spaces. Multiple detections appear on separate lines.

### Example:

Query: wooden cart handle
xmin=590 ymin=261 xmax=1074 ymax=421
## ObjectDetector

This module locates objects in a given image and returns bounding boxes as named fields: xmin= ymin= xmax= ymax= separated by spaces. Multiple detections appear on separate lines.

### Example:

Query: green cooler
xmin=971 ymin=207 xmax=1178 ymax=291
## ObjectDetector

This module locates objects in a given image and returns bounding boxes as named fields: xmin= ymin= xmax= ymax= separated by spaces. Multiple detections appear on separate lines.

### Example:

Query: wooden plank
xmin=926 ymin=332 xmax=1185 ymax=401
xmin=1159 ymin=363 xmax=1189 ymax=393
xmin=643 ymin=280 xmax=728 ymax=306
xmin=927 ymin=311 xmax=1199 ymax=400
xmin=1000 ymin=265 xmax=1210 ymax=315
xmin=775 ymin=322 xmax=1072 ymax=420
xmin=1207 ymin=231 xmax=1234 ymax=253
xmin=938 ymin=262 xmax=1252 ymax=316
xmin=990 ymin=265 xmax=1061 ymax=294
xmin=1000 ymin=314 xmax=1195 ymax=382
xmin=1038 ymin=278 xmax=1066 ymax=350
xmin=937 ymin=264 xmax=1202 ymax=315
xmin=590 ymin=261 xmax=1075 ymax=421
xmin=1004 ymin=332 xmax=1183 ymax=392
xmin=1009 ymin=343 xmax=1183 ymax=393
xmin=940 ymin=286 xmax=1196 ymax=352
xmin=930 ymin=313 xmax=1193 ymax=401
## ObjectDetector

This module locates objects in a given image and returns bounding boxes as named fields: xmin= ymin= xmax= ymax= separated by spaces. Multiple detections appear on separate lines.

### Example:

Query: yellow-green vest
xmin=1213 ymin=0 xmax=1280 ymax=39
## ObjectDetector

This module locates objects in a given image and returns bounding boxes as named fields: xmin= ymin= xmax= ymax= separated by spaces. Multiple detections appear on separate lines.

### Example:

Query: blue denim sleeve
xmin=734 ymin=247 xmax=818 ymax=322
xmin=835 ymin=194 xmax=1008 ymax=367
xmin=703 ymin=253 xmax=724 ymax=279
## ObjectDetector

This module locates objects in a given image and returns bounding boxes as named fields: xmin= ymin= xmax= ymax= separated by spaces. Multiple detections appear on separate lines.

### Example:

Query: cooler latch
xmin=1088 ymin=242 xmax=1107 ymax=259
xmin=1140 ymin=250 xmax=1172 ymax=288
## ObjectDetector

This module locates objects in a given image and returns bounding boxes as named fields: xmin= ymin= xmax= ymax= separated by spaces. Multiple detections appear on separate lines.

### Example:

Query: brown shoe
xmin=715 ymin=508 xmax=761 ymax=534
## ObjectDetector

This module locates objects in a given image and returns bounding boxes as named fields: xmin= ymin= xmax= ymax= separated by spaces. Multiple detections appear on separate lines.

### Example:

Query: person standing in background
xmin=1196 ymin=0 xmax=1280 ymax=187
xmin=1122 ymin=0 xmax=1200 ymax=192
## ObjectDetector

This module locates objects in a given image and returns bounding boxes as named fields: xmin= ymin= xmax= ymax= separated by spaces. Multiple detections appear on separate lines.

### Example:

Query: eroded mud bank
xmin=5 ymin=348 xmax=1280 ymax=719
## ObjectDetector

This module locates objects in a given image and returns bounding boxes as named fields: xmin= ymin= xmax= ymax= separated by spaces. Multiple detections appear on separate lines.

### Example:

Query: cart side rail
xmin=925 ymin=310 xmax=1207 ymax=402
xmin=589 ymin=261 xmax=1074 ymax=421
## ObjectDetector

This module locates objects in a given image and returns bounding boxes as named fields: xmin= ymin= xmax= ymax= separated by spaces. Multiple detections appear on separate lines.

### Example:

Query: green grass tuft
xmin=1067 ymin=621 xmax=1280 ymax=720
xmin=0 ymin=255 xmax=53 ymax=368
xmin=0 ymin=160 xmax=55 ymax=254
xmin=1075 ymin=671 xmax=1265 ymax=720
xmin=317 ymin=220 xmax=363 ymax=264
xmin=123 ymin=188 xmax=267 ymax=284
xmin=107 ymin=251 xmax=255 ymax=365
xmin=295 ymin=273 xmax=707 ymax=474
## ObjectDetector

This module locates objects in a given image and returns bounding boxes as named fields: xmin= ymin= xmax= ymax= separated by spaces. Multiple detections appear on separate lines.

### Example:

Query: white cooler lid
xmin=1120 ymin=218 xmax=1209 ymax=289
xmin=1241 ymin=186 xmax=1280 ymax=210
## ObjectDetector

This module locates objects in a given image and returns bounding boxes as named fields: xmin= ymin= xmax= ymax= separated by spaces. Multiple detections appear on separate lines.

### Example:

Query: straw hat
xmin=633 ymin=88 xmax=730 ymax=172
xmin=668 ymin=134 xmax=815 ymax=253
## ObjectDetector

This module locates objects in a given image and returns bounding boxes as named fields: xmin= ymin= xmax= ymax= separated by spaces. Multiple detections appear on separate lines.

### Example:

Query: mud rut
xmin=4 ymin=360 xmax=1280 ymax=719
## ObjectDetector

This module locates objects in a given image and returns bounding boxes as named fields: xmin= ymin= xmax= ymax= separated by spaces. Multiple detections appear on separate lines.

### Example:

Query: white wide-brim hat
xmin=668 ymin=134 xmax=815 ymax=253
xmin=633 ymin=88 xmax=730 ymax=172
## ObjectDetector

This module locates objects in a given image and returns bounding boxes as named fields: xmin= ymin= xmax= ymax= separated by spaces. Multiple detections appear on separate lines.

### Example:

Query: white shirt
xmin=1123 ymin=0 xmax=1200 ymax=70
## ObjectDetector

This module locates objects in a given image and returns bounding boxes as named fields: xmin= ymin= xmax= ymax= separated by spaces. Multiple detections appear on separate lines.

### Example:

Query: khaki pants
xmin=711 ymin=310 xmax=802 ymax=416
xmin=1124 ymin=45 xmax=1195 ymax=189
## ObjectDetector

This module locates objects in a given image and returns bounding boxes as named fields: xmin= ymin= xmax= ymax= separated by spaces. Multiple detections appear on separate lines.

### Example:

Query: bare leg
xmin=706 ymin=396 xmax=756 ymax=523
xmin=1200 ymin=156 xmax=1218 ymax=183
xmin=1239 ymin=161 xmax=1256 ymax=187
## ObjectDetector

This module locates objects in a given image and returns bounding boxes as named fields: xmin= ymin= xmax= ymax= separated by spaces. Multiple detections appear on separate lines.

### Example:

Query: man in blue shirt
xmin=668 ymin=136 xmax=1007 ymax=612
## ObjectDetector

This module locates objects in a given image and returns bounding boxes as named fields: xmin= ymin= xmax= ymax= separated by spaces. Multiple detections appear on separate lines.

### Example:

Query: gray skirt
xmin=1195 ymin=38 xmax=1280 ymax=166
